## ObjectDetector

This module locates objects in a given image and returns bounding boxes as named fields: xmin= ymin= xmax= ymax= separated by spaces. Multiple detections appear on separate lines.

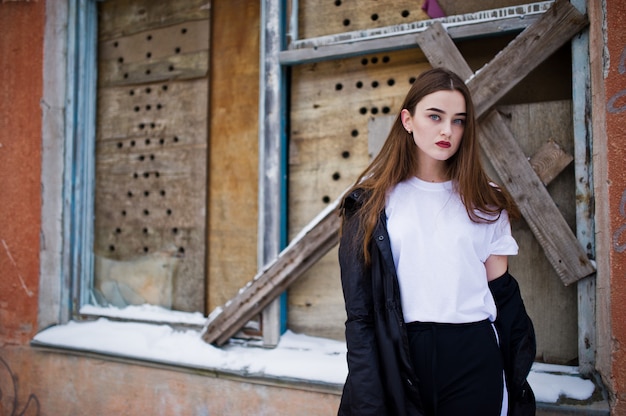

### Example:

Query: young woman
xmin=338 ymin=68 xmax=536 ymax=416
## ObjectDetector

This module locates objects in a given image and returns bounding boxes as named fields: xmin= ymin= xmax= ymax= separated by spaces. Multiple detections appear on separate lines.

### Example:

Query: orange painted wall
xmin=605 ymin=0 xmax=626 ymax=413
xmin=0 ymin=2 xmax=45 ymax=345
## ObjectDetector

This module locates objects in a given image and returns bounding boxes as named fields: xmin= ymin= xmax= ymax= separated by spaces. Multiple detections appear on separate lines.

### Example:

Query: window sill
xmin=31 ymin=318 xmax=608 ymax=412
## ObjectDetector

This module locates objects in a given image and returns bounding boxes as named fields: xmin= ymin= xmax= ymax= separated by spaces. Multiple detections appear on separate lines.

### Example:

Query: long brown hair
xmin=341 ymin=67 xmax=520 ymax=264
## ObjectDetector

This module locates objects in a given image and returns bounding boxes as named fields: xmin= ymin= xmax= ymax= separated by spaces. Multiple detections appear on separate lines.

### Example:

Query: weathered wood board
xmin=95 ymin=0 xmax=210 ymax=313
xmin=490 ymin=101 xmax=579 ymax=364
xmin=207 ymin=0 xmax=260 ymax=313
xmin=98 ymin=0 xmax=210 ymax=40
xmin=298 ymin=0 xmax=429 ymax=39
xmin=436 ymin=0 xmax=541 ymax=16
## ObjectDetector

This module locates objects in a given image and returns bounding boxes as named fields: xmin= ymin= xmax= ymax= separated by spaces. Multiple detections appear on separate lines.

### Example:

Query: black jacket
xmin=338 ymin=190 xmax=536 ymax=416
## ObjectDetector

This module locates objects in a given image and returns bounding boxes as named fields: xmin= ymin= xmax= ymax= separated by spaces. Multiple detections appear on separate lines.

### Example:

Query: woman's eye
xmin=454 ymin=118 xmax=466 ymax=125
xmin=429 ymin=114 xmax=441 ymax=121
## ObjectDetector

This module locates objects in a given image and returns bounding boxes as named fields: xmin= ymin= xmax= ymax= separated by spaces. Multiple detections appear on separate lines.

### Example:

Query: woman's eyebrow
xmin=425 ymin=107 xmax=467 ymax=116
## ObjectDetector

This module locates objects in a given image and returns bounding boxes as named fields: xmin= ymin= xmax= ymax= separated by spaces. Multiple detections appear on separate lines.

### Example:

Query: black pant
xmin=406 ymin=319 xmax=504 ymax=416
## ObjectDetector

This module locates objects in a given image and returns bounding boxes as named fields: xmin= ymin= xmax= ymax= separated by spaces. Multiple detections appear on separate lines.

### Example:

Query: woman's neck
xmin=415 ymin=164 xmax=449 ymax=183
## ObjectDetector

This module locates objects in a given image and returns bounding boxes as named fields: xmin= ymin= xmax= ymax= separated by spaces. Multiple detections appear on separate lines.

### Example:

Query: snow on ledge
xmin=33 ymin=318 xmax=596 ymax=404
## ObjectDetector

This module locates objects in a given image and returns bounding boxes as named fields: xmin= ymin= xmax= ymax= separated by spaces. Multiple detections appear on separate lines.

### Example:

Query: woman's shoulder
xmin=341 ymin=188 xmax=369 ymax=216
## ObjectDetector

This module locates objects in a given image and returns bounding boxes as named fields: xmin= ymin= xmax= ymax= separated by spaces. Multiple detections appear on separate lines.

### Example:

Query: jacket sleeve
xmin=338 ymin=208 xmax=388 ymax=415
xmin=489 ymin=271 xmax=536 ymax=415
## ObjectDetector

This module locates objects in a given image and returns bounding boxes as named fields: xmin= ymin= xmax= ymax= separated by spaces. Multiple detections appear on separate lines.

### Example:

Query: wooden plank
xmin=202 ymin=202 xmax=342 ymax=345
xmin=487 ymin=102 xmax=579 ymax=363
xmin=95 ymin=4 xmax=210 ymax=313
xmin=414 ymin=5 xmax=595 ymax=284
xmin=97 ymin=0 xmax=210 ymax=40
xmin=478 ymin=110 xmax=592 ymax=285
xmin=98 ymin=19 xmax=210 ymax=87
xmin=571 ymin=0 xmax=596 ymax=376
xmin=298 ymin=0 xmax=429 ymax=40
xmin=208 ymin=0 xmax=260 ymax=320
xmin=258 ymin=0 xmax=283 ymax=347
xmin=529 ymin=139 xmax=574 ymax=186
xmin=468 ymin=0 xmax=588 ymax=118
xmin=280 ymin=2 xmax=552 ymax=65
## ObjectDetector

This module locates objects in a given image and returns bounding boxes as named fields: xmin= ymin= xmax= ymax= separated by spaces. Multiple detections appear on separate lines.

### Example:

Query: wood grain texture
xmin=98 ymin=0 xmax=210 ymax=40
xmin=203 ymin=203 xmax=342 ymax=345
xmin=95 ymin=2 xmax=209 ymax=312
xmin=298 ymin=0 xmax=428 ymax=39
xmin=207 ymin=0 xmax=260 ymax=313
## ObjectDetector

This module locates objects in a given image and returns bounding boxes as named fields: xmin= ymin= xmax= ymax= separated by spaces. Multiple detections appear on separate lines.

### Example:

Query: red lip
xmin=436 ymin=141 xmax=451 ymax=148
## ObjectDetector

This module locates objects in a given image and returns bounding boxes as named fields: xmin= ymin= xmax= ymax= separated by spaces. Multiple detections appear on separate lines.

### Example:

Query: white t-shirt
xmin=385 ymin=177 xmax=518 ymax=324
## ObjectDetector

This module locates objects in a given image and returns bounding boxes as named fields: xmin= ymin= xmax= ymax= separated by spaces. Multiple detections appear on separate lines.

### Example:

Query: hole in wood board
xmin=322 ymin=195 xmax=331 ymax=203
xmin=371 ymin=107 xmax=379 ymax=115
xmin=359 ymin=107 xmax=367 ymax=115
xmin=409 ymin=77 xmax=416 ymax=84
xmin=387 ymin=78 xmax=395 ymax=86
xmin=332 ymin=172 xmax=341 ymax=181
xmin=361 ymin=58 xmax=368 ymax=65
xmin=371 ymin=57 xmax=379 ymax=64
xmin=401 ymin=10 xmax=410 ymax=18
xmin=382 ymin=106 xmax=391 ymax=114
xmin=351 ymin=129 xmax=359 ymax=137
xmin=356 ymin=81 xmax=363 ymax=88
xmin=371 ymin=13 xmax=379 ymax=21
xmin=335 ymin=83 xmax=343 ymax=91
xmin=372 ymin=81 xmax=379 ymax=88
xmin=343 ymin=19 xmax=350 ymax=26
xmin=342 ymin=151 xmax=350 ymax=159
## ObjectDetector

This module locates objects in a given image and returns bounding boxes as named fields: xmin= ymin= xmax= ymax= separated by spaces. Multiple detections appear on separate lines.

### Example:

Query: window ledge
xmin=32 ymin=318 xmax=608 ymax=412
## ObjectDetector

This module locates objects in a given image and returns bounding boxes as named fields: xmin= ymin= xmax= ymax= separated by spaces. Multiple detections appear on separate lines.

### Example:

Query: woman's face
xmin=401 ymin=89 xmax=466 ymax=166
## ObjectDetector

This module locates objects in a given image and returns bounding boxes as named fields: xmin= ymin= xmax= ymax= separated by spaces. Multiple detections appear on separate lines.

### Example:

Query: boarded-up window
xmin=288 ymin=1 xmax=580 ymax=365
xmin=93 ymin=0 xmax=210 ymax=313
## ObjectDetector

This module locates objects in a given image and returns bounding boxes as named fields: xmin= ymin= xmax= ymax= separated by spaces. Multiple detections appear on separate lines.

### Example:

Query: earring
xmin=407 ymin=129 xmax=412 ymax=134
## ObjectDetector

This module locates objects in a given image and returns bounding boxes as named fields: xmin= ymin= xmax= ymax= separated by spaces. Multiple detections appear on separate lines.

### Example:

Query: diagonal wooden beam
xmin=414 ymin=2 xmax=594 ymax=285
xmin=478 ymin=111 xmax=593 ymax=285
xmin=203 ymin=0 xmax=593 ymax=345
xmin=203 ymin=200 xmax=343 ymax=345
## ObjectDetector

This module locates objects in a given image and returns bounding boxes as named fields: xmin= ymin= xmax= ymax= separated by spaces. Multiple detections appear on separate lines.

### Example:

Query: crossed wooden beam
xmin=203 ymin=0 xmax=594 ymax=346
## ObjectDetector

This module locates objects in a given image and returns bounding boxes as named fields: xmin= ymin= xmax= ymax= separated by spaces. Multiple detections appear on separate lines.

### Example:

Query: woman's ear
xmin=400 ymin=109 xmax=412 ymax=133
